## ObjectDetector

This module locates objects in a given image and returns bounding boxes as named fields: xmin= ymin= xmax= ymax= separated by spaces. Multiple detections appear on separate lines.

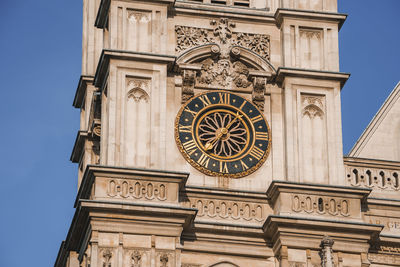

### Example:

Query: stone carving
xmin=188 ymin=198 xmax=264 ymax=222
xmin=197 ymin=58 xmax=252 ymax=89
xmin=289 ymin=262 xmax=306 ymax=267
xmin=379 ymin=245 xmax=400 ymax=254
xmin=128 ymin=11 xmax=150 ymax=23
xmin=291 ymin=194 xmax=350 ymax=217
xmin=127 ymin=79 xmax=150 ymax=103
xmin=131 ymin=250 xmax=141 ymax=267
xmin=101 ymin=249 xmax=113 ymax=267
xmin=368 ymin=253 xmax=400 ymax=265
xmin=319 ymin=236 xmax=334 ymax=267
xmin=182 ymin=264 xmax=202 ymax=267
xmin=252 ymin=77 xmax=267 ymax=111
xmin=302 ymin=96 xmax=324 ymax=119
xmin=346 ymin=166 xmax=400 ymax=191
xmin=300 ymin=29 xmax=322 ymax=40
xmin=107 ymin=179 xmax=167 ymax=201
xmin=181 ymin=69 xmax=196 ymax=103
xmin=160 ymin=253 xmax=169 ymax=267
xmin=175 ymin=19 xmax=270 ymax=60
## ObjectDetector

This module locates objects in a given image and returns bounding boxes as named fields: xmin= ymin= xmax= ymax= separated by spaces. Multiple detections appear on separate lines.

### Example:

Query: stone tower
xmin=55 ymin=0 xmax=400 ymax=266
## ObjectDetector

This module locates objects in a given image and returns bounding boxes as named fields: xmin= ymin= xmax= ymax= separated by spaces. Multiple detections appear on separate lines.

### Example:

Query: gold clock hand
xmin=204 ymin=112 xmax=243 ymax=151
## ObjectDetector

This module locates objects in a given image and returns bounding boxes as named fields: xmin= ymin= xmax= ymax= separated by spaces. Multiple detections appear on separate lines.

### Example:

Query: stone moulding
xmin=75 ymin=165 xmax=190 ymax=208
xmin=182 ymin=186 xmax=269 ymax=224
xmin=344 ymin=157 xmax=400 ymax=193
xmin=266 ymin=180 xmax=371 ymax=220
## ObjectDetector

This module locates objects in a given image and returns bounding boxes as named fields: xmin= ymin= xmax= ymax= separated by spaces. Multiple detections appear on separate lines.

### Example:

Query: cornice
xmin=263 ymin=215 xmax=383 ymax=254
xmin=276 ymin=67 xmax=350 ymax=88
xmin=73 ymin=75 xmax=94 ymax=109
xmin=75 ymin=164 xmax=190 ymax=207
xmin=70 ymin=131 xmax=88 ymax=163
xmin=274 ymin=8 xmax=347 ymax=29
xmin=94 ymin=49 xmax=176 ymax=89
xmin=174 ymin=1 xmax=275 ymax=23
xmin=344 ymin=156 xmax=400 ymax=169
xmin=95 ymin=0 xmax=175 ymax=28
xmin=266 ymin=180 xmax=371 ymax=205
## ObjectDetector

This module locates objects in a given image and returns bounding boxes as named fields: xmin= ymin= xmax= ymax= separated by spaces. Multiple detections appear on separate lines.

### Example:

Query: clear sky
xmin=0 ymin=0 xmax=399 ymax=266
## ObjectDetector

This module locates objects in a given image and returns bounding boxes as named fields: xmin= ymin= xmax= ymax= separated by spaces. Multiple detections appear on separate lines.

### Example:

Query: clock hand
xmin=204 ymin=112 xmax=243 ymax=151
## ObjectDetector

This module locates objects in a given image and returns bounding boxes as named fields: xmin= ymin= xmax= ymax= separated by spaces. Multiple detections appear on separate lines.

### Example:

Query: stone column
xmin=320 ymin=236 xmax=334 ymax=267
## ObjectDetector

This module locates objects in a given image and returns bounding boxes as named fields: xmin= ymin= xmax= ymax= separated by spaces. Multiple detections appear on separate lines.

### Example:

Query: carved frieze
xmin=100 ymin=248 xmax=114 ymax=267
xmin=187 ymin=198 xmax=264 ymax=222
xmin=107 ymin=179 xmax=167 ymax=201
xmin=289 ymin=262 xmax=306 ymax=267
xmin=291 ymin=194 xmax=350 ymax=217
xmin=175 ymin=19 xmax=270 ymax=60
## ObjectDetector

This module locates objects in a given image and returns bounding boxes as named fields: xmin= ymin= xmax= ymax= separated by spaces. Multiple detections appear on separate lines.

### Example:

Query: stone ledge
xmin=75 ymin=165 xmax=190 ymax=207
xmin=73 ymin=75 xmax=94 ymax=109
xmin=182 ymin=186 xmax=270 ymax=225
xmin=174 ymin=1 xmax=274 ymax=22
xmin=263 ymin=215 xmax=383 ymax=254
xmin=70 ymin=130 xmax=88 ymax=163
xmin=274 ymin=8 xmax=347 ymax=29
xmin=276 ymin=67 xmax=351 ymax=88
xmin=94 ymin=49 xmax=176 ymax=89
xmin=267 ymin=181 xmax=371 ymax=222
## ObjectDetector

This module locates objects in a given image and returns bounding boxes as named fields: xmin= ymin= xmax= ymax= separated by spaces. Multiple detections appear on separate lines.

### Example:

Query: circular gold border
xmin=175 ymin=90 xmax=272 ymax=178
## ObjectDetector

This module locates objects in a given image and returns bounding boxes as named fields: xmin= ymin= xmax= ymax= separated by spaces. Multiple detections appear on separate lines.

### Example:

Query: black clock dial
xmin=175 ymin=91 xmax=271 ymax=178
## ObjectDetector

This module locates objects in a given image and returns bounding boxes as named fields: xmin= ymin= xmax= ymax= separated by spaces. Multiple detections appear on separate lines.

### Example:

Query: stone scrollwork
xmin=188 ymin=198 xmax=264 ymax=222
xmin=107 ymin=179 xmax=167 ymax=201
xmin=175 ymin=19 xmax=270 ymax=60
xmin=291 ymin=194 xmax=350 ymax=217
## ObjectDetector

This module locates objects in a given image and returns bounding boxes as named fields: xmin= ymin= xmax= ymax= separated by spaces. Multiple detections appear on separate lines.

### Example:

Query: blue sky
xmin=0 ymin=0 xmax=399 ymax=266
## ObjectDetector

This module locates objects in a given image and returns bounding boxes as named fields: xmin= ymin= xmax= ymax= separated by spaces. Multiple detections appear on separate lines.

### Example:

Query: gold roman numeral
xmin=184 ymin=107 xmax=198 ymax=117
xmin=250 ymin=115 xmax=263 ymax=123
xmin=249 ymin=146 xmax=264 ymax=160
xmin=182 ymin=140 xmax=197 ymax=156
xmin=198 ymin=154 xmax=210 ymax=168
xmin=218 ymin=93 xmax=230 ymax=104
xmin=199 ymin=95 xmax=212 ymax=107
xmin=240 ymin=160 xmax=248 ymax=170
xmin=219 ymin=162 xmax=229 ymax=173
xmin=179 ymin=125 xmax=192 ymax=133
xmin=255 ymin=131 xmax=269 ymax=141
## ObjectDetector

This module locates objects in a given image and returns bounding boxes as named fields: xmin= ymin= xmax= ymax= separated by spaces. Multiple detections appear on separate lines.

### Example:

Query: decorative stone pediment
xmin=176 ymin=19 xmax=275 ymax=109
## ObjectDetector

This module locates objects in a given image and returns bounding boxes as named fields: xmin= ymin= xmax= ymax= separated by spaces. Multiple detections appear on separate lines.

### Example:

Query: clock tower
xmin=56 ymin=1 xmax=400 ymax=267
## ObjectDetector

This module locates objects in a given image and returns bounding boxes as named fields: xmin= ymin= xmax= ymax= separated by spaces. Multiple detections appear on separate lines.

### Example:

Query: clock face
xmin=175 ymin=91 xmax=271 ymax=178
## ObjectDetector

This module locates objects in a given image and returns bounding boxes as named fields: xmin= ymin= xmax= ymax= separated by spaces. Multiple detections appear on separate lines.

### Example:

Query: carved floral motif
xmin=101 ymin=249 xmax=113 ymax=267
xmin=175 ymin=19 xmax=270 ymax=60
xmin=107 ymin=179 xmax=167 ymax=201
xmin=187 ymin=198 xmax=264 ymax=222
xmin=291 ymin=194 xmax=350 ymax=217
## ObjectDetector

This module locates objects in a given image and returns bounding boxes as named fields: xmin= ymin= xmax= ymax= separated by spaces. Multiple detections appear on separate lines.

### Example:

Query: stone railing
xmin=344 ymin=157 xmax=400 ymax=191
